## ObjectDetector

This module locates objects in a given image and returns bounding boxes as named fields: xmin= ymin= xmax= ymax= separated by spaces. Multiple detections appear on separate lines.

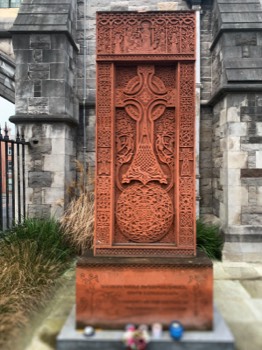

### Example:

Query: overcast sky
xmin=0 ymin=97 xmax=15 ymax=135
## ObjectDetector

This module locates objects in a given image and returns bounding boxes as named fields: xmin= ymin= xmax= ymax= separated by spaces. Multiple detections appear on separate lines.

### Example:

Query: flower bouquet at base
xmin=123 ymin=324 xmax=150 ymax=350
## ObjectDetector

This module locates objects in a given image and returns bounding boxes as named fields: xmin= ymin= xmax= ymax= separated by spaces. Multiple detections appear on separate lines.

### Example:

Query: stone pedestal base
xmin=57 ymin=306 xmax=234 ymax=350
xmin=76 ymin=251 xmax=213 ymax=330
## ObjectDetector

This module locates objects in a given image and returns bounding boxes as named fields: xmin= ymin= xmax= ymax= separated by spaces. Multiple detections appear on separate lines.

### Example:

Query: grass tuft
xmin=0 ymin=218 xmax=73 ymax=350
xmin=196 ymin=219 xmax=223 ymax=260
xmin=60 ymin=160 xmax=94 ymax=254
xmin=60 ymin=191 xmax=94 ymax=254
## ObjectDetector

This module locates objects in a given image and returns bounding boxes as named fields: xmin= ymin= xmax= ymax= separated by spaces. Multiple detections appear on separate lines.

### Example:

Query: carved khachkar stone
xmin=95 ymin=12 xmax=196 ymax=257
xmin=76 ymin=11 xmax=213 ymax=331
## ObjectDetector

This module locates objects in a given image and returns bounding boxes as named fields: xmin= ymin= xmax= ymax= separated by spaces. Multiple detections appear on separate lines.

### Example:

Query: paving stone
xmin=25 ymin=339 xmax=52 ymax=350
xmin=241 ymin=280 xmax=262 ymax=298
xmin=253 ymin=264 xmax=262 ymax=276
xmin=227 ymin=322 xmax=262 ymax=350
xmin=223 ymin=266 xmax=260 ymax=280
xmin=213 ymin=262 xmax=235 ymax=280
xmin=244 ymin=300 xmax=262 ymax=322
xmin=216 ymin=299 xmax=258 ymax=323
xmin=214 ymin=280 xmax=251 ymax=300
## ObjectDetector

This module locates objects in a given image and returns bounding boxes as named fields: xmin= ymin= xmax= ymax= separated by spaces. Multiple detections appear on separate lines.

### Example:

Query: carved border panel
xmin=95 ymin=12 xmax=196 ymax=257
xmin=97 ymin=12 xmax=196 ymax=61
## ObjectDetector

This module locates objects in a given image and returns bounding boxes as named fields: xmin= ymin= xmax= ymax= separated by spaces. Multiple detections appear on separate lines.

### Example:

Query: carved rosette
xmin=116 ymin=183 xmax=173 ymax=243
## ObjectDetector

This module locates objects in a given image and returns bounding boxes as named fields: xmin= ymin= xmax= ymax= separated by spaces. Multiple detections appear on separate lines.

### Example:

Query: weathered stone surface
xmin=241 ymin=169 xmax=262 ymax=178
xmin=28 ymin=171 xmax=52 ymax=188
xmin=30 ymin=34 xmax=51 ymax=49
xmin=223 ymin=242 xmax=262 ymax=262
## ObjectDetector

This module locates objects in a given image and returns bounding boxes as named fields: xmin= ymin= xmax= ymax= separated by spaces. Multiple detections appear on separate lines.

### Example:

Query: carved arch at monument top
xmin=95 ymin=12 xmax=196 ymax=258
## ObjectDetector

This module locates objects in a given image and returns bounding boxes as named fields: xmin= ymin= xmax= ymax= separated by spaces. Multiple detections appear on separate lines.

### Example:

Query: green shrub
xmin=1 ymin=217 xmax=73 ymax=263
xmin=196 ymin=219 xmax=223 ymax=260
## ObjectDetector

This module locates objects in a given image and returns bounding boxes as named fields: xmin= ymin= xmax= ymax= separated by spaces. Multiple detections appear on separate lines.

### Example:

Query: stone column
xmin=210 ymin=0 xmax=262 ymax=261
xmin=10 ymin=0 xmax=79 ymax=218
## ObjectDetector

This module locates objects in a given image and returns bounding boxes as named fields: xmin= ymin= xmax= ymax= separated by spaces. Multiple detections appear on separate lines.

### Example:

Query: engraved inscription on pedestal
xmin=76 ymin=258 xmax=213 ymax=329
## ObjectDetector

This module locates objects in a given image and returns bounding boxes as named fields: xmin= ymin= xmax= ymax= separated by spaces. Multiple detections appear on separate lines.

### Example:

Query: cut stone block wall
xmin=23 ymin=123 xmax=76 ymax=218
xmin=10 ymin=0 xmax=79 ymax=217
xmin=216 ymin=93 xmax=262 ymax=261
xmin=209 ymin=0 xmax=262 ymax=261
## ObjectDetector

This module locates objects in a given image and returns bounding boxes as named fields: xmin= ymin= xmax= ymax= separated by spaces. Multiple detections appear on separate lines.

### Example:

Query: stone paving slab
xmin=241 ymin=280 xmax=262 ymax=298
xmin=226 ymin=322 xmax=262 ymax=350
xmin=214 ymin=280 xmax=251 ymax=300
xmin=57 ymin=306 xmax=234 ymax=350
xmin=213 ymin=261 xmax=262 ymax=350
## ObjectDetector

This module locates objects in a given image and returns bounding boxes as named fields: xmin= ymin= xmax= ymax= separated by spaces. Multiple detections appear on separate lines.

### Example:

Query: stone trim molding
xmin=9 ymin=114 xmax=79 ymax=126
xmin=207 ymin=84 xmax=262 ymax=106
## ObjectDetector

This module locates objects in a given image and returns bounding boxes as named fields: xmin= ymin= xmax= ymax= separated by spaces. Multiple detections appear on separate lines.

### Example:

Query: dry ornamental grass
xmin=0 ymin=218 xmax=73 ymax=350
xmin=60 ymin=160 xmax=95 ymax=254
xmin=60 ymin=191 xmax=94 ymax=255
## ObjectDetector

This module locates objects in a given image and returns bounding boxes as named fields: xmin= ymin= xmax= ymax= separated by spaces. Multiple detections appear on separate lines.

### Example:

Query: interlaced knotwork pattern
xmin=116 ymin=183 xmax=173 ymax=243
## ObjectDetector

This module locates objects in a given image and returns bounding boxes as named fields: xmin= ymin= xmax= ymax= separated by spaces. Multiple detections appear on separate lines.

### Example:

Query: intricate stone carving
xmin=95 ymin=248 xmax=195 ymax=257
xmin=115 ymin=65 xmax=175 ymax=243
xmin=95 ymin=63 xmax=113 ymax=247
xmin=95 ymin=12 xmax=196 ymax=257
xmin=97 ymin=148 xmax=111 ymax=175
xmin=179 ymin=63 xmax=195 ymax=249
xmin=115 ymin=65 xmax=176 ymax=188
xmin=97 ymin=12 xmax=195 ymax=57
xmin=180 ymin=148 xmax=194 ymax=176
xmin=116 ymin=183 xmax=173 ymax=243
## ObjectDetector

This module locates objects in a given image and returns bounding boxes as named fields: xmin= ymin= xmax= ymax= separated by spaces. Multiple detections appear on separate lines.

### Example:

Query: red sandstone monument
xmin=76 ymin=11 xmax=213 ymax=330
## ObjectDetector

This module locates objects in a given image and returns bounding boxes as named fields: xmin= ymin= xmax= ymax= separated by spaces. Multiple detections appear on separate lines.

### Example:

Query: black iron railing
xmin=0 ymin=124 xmax=27 ymax=231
